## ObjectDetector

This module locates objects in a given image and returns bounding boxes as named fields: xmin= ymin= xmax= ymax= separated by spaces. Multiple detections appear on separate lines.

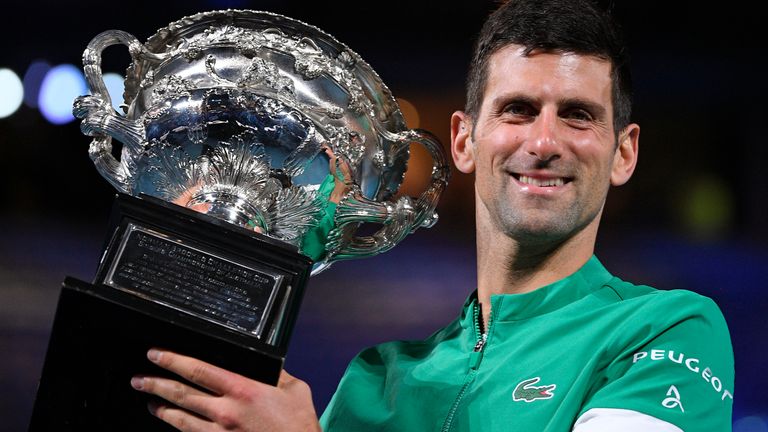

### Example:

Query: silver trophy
xmin=73 ymin=9 xmax=449 ymax=274
xmin=30 ymin=11 xmax=449 ymax=429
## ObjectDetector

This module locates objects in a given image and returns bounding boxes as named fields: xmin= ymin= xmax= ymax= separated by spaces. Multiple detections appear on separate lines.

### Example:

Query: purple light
xmin=23 ymin=60 xmax=51 ymax=109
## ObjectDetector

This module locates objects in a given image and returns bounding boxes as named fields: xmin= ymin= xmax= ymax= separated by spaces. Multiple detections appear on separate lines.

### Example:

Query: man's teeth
xmin=518 ymin=175 xmax=565 ymax=187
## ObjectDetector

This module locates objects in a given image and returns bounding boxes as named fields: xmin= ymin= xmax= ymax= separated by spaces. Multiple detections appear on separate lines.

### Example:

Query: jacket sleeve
xmin=575 ymin=293 xmax=734 ymax=431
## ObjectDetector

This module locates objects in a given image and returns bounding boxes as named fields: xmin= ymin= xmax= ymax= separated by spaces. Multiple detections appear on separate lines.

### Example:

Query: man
xmin=130 ymin=0 xmax=735 ymax=430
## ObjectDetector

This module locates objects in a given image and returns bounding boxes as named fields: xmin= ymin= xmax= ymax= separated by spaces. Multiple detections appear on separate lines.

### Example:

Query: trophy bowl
xmin=73 ymin=9 xmax=449 ymax=274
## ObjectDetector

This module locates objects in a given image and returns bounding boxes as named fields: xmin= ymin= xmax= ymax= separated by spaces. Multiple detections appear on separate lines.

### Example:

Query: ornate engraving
xmin=151 ymin=75 xmax=194 ymax=106
xmin=148 ymin=132 xmax=322 ymax=244
xmin=372 ymin=150 xmax=386 ymax=170
xmin=322 ymin=124 xmax=366 ymax=169
xmin=238 ymin=58 xmax=295 ymax=95
xmin=269 ymin=186 xmax=324 ymax=244
xmin=139 ymin=69 xmax=155 ymax=90
xmin=169 ymin=21 xmax=374 ymax=117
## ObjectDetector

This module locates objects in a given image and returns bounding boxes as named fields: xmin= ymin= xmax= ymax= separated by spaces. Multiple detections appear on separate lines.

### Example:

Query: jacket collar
xmin=461 ymin=255 xmax=614 ymax=326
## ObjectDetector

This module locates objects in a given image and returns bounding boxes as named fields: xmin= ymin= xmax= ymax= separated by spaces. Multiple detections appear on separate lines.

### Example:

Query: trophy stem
xmin=187 ymin=191 xmax=267 ymax=230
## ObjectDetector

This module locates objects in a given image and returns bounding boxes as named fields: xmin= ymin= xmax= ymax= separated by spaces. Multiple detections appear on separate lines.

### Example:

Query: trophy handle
xmin=327 ymin=129 xmax=450 ymax=261
xmin=73 ymin=30 xmax=167 ymax=193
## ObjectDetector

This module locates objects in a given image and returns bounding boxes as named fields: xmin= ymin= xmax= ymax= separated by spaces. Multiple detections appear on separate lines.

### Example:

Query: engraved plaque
xmin=104 ymin=224 xmax=283 ymax=338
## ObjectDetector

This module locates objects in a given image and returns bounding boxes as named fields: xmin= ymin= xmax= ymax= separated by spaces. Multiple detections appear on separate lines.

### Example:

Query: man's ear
xmin=451 ymin=111 xmax=476 ymax=174
xmin=611 ymin=123 xmax=639 ymax=186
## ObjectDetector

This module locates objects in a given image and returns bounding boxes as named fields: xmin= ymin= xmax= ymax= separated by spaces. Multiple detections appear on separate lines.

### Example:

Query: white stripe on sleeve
xmin=573 ymin=408 xmax=683 ymax=432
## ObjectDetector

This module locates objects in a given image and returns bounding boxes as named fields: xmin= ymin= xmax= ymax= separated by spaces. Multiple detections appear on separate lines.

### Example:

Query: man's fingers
xmin=278 ymin=369 xmax=312 ymax=398
xmin=146 ymin=348 xmax=238 ymax=395
xmin=278 ymin=369 xmax=296 ymax=387
xmin=131 ymin=375 xmax=218 ymax=420
xmin=149 ymin=401 xmax=222 ymax=432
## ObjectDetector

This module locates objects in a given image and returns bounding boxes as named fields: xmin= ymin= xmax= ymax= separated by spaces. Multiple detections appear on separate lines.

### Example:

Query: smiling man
xmin=451 ymin=44 xmax=635 ymax=327
xmin=320 ymin=2 xmax=733 ymax=430
xmin=132 ymin=0 xmax=734 ymax=430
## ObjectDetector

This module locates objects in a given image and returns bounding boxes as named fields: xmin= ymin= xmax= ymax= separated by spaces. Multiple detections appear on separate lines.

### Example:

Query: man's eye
xmin=504 ymin=104 xmax=535 ymax=117
xmin=563 ymin=109 xmax=593 ymax=122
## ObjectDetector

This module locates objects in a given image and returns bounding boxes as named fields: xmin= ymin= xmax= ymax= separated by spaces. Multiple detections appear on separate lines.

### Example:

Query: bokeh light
xmin=678 ymin=174 xmax=734 ymax=239
xmin=396 ymin=97 xmax=421 ymax=129
xmin=23 ymin=60 xmax=50 ymax=109
xmin=395 ymin=97 xmax=432 ymax=197
xmin=38 ymin=63 xmax=87 ymax=125
xmin=102 ymin=72 xmax=125 ymax=113
xmin=0 ymin=68 xmax=24 ymax=119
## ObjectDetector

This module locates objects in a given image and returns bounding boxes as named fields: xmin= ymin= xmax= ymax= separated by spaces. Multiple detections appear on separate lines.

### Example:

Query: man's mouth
xmin=513 ymin=174 xmax=573 ymax=188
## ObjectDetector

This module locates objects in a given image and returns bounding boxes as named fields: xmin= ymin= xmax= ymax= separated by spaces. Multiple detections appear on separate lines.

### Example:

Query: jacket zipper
xmin=441 ymin=302 xmax=490 ymax=432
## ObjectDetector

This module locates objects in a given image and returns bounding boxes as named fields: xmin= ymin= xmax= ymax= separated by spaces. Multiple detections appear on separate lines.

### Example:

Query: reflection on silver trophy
xmin=73 ymin=9 xmax=449 ymax=274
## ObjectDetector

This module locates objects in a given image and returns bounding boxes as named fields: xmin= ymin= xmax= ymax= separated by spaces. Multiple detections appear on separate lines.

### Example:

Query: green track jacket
xmin=320 ymin=256 xmax=734 ymax=431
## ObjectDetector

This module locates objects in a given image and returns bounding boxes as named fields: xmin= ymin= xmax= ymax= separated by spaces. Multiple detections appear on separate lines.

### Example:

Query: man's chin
xmin=499 ymin=213 xmax=583 ymax=247
xmin=507 ymin=225 xmax=571 ymax=247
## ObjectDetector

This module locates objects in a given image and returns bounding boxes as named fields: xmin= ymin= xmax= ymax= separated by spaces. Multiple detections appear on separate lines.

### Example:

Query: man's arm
xmin=573 ymin=293 xmax=734 ymax=431
xmin=131 ymin=348 xmax=321 ymax=432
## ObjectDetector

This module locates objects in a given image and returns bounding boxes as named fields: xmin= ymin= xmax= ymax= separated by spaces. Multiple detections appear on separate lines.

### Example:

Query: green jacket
xmin=299 ymin=174 xmax=337 ymax=261
xmin=320 ymin=256 xmax=734 ymax=431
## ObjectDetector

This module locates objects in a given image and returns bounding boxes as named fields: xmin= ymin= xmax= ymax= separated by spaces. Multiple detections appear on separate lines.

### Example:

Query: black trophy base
xmin=29 ymin=277 xmax=283 ymax=432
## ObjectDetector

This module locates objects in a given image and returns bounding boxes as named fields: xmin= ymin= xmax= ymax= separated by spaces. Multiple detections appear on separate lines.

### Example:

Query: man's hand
xmin=130 ymin=348 xmax=321 ymax=432
xmin=323 ymin=146 xmax=352 ymax=204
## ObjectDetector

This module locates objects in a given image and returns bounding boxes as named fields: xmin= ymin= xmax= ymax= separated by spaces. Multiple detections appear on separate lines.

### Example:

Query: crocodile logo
xmin=513 ymin=377 xmax=557 ymax=402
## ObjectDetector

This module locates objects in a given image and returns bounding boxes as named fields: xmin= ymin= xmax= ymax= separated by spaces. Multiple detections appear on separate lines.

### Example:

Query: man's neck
xmin=474 ymin=215 xmax=600 ymax=328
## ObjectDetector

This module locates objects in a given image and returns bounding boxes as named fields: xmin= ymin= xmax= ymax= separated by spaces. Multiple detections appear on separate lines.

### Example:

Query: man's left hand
xmin=130 ymin=348 xmax=321 ymax=432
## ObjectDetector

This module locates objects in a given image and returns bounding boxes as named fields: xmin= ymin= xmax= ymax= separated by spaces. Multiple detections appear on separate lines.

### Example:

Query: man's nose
xmin=524 ymin=110 xmax=561 ymax=163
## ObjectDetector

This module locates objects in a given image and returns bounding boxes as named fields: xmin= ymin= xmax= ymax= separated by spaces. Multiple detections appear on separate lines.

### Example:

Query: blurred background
xmin=0 ymin=0 xmax=765 ymax=430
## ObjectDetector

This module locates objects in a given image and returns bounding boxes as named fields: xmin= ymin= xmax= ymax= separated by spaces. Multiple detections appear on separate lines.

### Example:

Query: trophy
xmin=30 ymin=9 xmax=448 ymax=431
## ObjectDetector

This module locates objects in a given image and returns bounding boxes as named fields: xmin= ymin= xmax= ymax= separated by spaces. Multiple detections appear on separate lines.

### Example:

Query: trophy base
xmin=29 ymin=193 xmax=312 ymax=431
xmin=29 ymin=277 xmax=283 ymax=431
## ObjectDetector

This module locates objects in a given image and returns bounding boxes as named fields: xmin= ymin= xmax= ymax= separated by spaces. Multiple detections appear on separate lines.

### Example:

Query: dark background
xmin=0 ymin=1 xmax=766 ymax=430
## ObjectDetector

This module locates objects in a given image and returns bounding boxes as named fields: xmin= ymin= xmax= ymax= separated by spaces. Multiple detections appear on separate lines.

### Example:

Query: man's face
xmin=452 ymin=44 xmax=638 ymax=246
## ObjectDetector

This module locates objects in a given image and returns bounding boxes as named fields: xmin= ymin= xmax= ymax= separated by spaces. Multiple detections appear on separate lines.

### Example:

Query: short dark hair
xmin=466 ymin=0 xmax=632 ymax=134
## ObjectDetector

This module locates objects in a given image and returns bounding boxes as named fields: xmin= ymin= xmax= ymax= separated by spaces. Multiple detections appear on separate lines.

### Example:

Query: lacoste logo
xmin=662 ymin=385 xmax=685 ymax=413
xmin=513 ymin=377 xmax=556 ymax=402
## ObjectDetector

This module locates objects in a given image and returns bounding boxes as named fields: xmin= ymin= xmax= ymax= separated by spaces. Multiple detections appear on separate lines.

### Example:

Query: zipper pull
xmin=469 ymin=333 xmax=487 ymax=370
xmin=473 ymin=333 xmax=487 ymax=352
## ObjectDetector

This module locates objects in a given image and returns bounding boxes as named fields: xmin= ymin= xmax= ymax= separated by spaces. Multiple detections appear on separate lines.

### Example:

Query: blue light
xmin=0 ymin=68 xmax=24 ymax=119
xmin=102 ymin=72 xmax=125 ymax=113
xmin=38 ymin=64 xmax=87 ymax=125
xmin=23 ymin=60 xmax=50 ymax=109
xmin=734 ymin=415 xmax=768 ymax=432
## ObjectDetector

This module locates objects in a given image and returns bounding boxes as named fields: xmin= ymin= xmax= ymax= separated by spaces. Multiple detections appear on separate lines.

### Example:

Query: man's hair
xmin=465 ymin=0 xmax=632 ymax=133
